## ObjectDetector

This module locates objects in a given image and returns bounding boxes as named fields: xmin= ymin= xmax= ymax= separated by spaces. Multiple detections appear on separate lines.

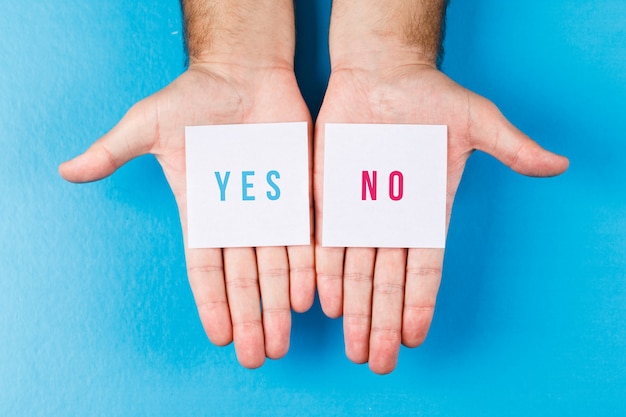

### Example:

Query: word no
xmin=362 ymin=170 xmax=404 ymax=201
xmin=214 ymin=170 xmax=281 ymax=201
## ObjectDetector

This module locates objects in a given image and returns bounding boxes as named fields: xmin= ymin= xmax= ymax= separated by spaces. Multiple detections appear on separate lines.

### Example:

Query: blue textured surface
xmin=1 ymin=0 xmax=625 ymax=415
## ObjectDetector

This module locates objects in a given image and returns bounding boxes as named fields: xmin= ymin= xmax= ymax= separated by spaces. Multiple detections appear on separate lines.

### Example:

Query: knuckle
xmin=508 ymin=143 xmax=525 ymax=170
xmin=226 ymin=276 xmax=258 ymax=290
xmin=343 ymin=312 xmax=372 ymax=326
xmin=197 ymin=299 xmax=228 ymax=315
xmin=370 ymin=326 xmax=402 ymax=345
xmin=188 ymin=264 xmax=223 ymax=276
xmin=321 ymin=246 xmax=345 ymax=255
xmin=290 ymin=265 xmax=315 ymax=277
xmin=262 ymin=306 xmax=291 ymax=318
xmin=406 ymin=266 xmax=442 ymax=279
xmin=373 ymin=282 xmax=404 ymax=296
xmin=232 ymin=319 xmax=263 ymax=332
xmin=344 ymin=272 xmax=373 ymax=283
xmin=258 ymin=267 xmax=289 ymax=280
xmin=317 ymin=272 xmax=343 ymax=284
xmin=99 ymin=143 xmax=120 ymax=170
xmin=404 ymin=303 xmax=436 ymax=314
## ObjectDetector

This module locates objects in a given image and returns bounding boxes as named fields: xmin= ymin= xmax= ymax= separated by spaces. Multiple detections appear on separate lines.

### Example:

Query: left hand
xmin=314 ymin=63 xmax=569 ymax=374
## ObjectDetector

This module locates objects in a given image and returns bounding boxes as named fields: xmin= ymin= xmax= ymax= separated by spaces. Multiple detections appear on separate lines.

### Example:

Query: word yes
xmin=214 ymin=170 xmax=281 ymax=201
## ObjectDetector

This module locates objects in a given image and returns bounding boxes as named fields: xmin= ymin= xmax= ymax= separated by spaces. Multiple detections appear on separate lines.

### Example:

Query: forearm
xmin=182 ymin=0 xmax=296 ymax=68
xmin=329 ymin=0 xmax=446 ymax=70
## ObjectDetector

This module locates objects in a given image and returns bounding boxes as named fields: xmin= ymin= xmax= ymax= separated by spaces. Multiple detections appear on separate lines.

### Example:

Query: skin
xmin=60 ymin=0 xmax=568 ymax=374
xmin=314 ymin=0 xmax=569 ymax=374
xmin=59 ymin=0 xmax=315 ymax=369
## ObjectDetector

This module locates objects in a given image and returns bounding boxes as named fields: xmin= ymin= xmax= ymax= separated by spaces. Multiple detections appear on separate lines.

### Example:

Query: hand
xmin=314 ymin=64 xmax=568 ymax=374
xmin=59 ymin=62 xmax=315 ymax=368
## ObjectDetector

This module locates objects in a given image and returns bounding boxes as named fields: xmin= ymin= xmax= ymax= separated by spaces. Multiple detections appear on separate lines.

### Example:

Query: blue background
xmin=1 ymin=0 xmax=625 ymax=415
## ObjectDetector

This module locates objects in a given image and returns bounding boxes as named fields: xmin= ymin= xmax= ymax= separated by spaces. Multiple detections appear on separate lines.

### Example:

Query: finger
xmin=402 ymin=248 xmax=443 ymax=347
xmin=342 ymin=247 xmax=375 ymax=364
xmin=288 ymin=119 xmax=316 ymax=313
xmin=368 ymin=248 xmax=407 ymax=375
xmin=469 ymin=95 xmax=569 ymax=177
xmin=315 ymin=246 xmax=345 ymax=318
xmin=313 ymin=119 xmax=345 ymax=318
xmin=256 ymin=247 xmax=291 ymax=360
xmin=287 ymin=244 xmax=316 ymax=313
xmin=59 ymin=99 xmax=157 ymax=183
xmin=186 ymin=248 xmax=232 ymax=346
xmin=223 ymin=248 xmax=265 ymax=368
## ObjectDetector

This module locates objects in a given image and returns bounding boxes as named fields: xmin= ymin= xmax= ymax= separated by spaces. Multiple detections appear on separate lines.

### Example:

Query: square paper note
xmin=322 ymin=123 xmax=447 ymax=248
xmin=186 ymin=122 xmax=310 ymax=248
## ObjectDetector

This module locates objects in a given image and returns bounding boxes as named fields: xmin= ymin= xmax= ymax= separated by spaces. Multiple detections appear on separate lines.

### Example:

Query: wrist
xmin=183 ymin=0 xmax=295 ymax=69
xmin=328 ymin=0 xmax=445 ymax=72
xmin=329 ymin=44 xmax=437 ymax=74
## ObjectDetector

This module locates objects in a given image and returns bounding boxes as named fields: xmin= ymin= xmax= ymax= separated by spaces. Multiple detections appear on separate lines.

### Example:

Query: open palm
xmin=314 ymin=65 xmax=568 ymax=373
xmin=60 ymin=64 xmax=315 ymax=368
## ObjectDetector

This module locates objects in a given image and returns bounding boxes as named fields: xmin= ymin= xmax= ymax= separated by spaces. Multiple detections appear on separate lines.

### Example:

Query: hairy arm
xmin=329 ymin=0 xmax=447 ymax=70
xmin=315 ymin=0 xmax=567 ymax=374
xmin=61 ymin=0 xmax=314 ymax=369
xmin=182 ymin=0 xmax=295 ymax=66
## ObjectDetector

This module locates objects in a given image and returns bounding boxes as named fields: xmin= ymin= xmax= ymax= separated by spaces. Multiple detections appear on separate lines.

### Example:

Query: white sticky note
xmin=185 ymin=122 xmax=310 ymax=248
xmin=322 ymin=123 xmax=447 ymax=248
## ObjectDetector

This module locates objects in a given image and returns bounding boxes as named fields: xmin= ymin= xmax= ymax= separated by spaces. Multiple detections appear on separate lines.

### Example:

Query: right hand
xmin=60 ymin=62 xmax=315 ymax=368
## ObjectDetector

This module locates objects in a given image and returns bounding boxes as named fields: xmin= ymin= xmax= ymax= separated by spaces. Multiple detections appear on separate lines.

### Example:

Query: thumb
xmin=59 ymin=99 xmax=158 ymax=183
xmin=470 ymin=95 xmax=569 ymax=177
